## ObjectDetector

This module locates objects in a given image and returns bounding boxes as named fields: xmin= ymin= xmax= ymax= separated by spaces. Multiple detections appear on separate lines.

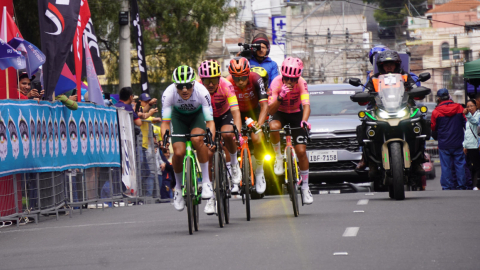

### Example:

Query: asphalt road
xmin=1 ymin=166 xmax=480 ymax=270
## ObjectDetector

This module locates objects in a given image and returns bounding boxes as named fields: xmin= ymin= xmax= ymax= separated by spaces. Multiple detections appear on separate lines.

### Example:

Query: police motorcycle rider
xmin=356 ymin=46 xmax=422 ymax=171
xmin=354 ymin=50 xmax=428 ymax=191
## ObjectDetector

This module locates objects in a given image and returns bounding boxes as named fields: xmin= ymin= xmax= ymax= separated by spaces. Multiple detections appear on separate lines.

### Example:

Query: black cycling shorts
xmin=214 ymin=110 xmax=234 ymax=130
xmin=271 ymin=111 xmax=307 ymax=145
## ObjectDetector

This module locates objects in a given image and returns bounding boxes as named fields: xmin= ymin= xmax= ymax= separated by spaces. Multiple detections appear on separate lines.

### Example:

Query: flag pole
xmin=3 ymin=7 xmax=9 ymax=99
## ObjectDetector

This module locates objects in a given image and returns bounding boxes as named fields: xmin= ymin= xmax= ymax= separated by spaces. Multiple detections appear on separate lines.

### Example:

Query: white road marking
xmin=353 ymin=210 xmax=365 ymax=213
xmin=365 ymin=193 xmax=375 ymax=196
xmin=333 ymin=252 xmax=349 ymax=256
xmin=330 ymin=190 xmax=341 ymax=194
xmin=343 ymin=227 xmax=359 ymax=237
xmin=319 ymin=191 xmax=329 ymax=195
xmin=357 ymin=199 xmax=369 ymax=205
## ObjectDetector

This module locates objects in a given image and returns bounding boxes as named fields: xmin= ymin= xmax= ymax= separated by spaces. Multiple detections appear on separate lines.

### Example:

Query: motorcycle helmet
xmin=369 ymin=45 xmax=389 ymax=65
xmin=376 ymin=51 xmax=402 ymax=74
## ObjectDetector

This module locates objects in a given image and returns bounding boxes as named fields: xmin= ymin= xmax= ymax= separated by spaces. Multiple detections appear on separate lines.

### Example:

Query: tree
xmin=364 ymin=0 xmax=426 ymax=27
xmin=13 ymin=0 xmax=235 ymax=96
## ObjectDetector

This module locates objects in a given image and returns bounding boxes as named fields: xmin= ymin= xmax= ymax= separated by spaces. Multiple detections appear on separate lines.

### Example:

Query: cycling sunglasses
xmin=201 ymin=77 xmax=220 ymax=85
xmin=282 ymin=76 xmax=299 ymax=83
xmin=175 ymin=82 xmax=194 ymax=90
xmin=232 ymin=76 xmax=249 ymax=82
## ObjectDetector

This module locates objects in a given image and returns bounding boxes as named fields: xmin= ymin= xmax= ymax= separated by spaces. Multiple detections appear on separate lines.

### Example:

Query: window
xmin=442 ymin=42 xmax=450 ymax=60
xmin=443 ymin=69 xmax=451 ymax=88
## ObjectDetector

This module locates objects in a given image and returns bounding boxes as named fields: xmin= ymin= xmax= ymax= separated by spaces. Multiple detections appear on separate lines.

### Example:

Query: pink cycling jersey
xmin=268 ymin=76 xmax=310 ymax=113
xmin=198 ymin=77 xmax=239 ymax=118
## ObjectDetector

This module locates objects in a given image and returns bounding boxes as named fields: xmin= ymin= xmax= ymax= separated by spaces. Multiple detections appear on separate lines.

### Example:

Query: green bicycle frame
xmin=182 ymin=140 xmax=202 ymax=202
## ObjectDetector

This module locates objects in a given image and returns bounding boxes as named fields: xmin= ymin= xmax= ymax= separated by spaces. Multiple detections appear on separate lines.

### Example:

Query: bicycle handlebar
xmin=269 ymin=124 xmax=311 ymax=143
xmin=214 ymin=124 xmax=240 ymax=148
xmin=163 ymin=128 xmax=214 ymax=147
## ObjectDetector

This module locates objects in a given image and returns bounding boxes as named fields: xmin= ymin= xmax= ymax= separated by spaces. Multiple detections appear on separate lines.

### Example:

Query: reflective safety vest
xmin=371 ymin=74 xmax=408 ymax=92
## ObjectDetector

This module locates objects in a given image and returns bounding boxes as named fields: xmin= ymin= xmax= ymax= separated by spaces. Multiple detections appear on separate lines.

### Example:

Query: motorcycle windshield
xmin=374 ymin=74 xmax=409 ymax=112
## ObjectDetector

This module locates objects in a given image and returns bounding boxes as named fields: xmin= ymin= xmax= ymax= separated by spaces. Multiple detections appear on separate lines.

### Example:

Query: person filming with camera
xmin=238 ymin=33 xmax=279 ymax=88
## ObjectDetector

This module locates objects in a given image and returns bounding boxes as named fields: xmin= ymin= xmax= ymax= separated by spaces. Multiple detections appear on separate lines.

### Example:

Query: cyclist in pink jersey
xmin=268 ymin=57 xmax=313 ymax=204
xmin=198 ymin=60 xmax=242 ymax=205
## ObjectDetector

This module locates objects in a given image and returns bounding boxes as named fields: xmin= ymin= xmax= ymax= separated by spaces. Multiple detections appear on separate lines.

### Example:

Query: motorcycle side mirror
xmin=408 ymin=86 xmax=431 ymax=98
xmin=350 ymin=92 xmax=374 ymax=103
xmin=349 ymin=78 xmax=362 ymax=87
xmin=418 ymin=73 xmax=431 ymax=82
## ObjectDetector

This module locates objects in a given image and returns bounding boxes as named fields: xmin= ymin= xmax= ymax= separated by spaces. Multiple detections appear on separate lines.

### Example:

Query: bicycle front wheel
xmin=214 ymin=152 xmax=225 ymax=228
xmin=185 ymin=158 xmax=195 ymax=234
xmin=286 ymin=148 xmax=299 ymax=217
xmin=242 ymin=148 xmax=251 ymax=221
xmin=222 ymin=154 xmax=230 ymax=224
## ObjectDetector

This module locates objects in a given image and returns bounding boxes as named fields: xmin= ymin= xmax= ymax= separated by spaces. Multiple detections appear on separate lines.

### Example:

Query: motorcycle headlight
xmin=378 ymin=110 xmax=389 ymax=119
xmin=377 ymin=108 xmax=408 ymax=119
xmin=396 ymin=109 xmax=407 ymax=118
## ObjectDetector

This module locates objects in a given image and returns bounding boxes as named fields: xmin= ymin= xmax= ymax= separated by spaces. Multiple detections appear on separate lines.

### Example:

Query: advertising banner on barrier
xmin=117 ymin=109 xmax=137 ymax=195
xmin=0 ymin=100 xmax=120 ymax=177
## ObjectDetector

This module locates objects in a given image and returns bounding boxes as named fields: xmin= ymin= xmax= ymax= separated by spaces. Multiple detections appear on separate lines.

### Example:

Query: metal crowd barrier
xmin=0 ymin=172 xmax=65 ymax=226
xmin=134 ymin=120 xmax=161 ymax=204
xmin=426 ymin=140 xmax=439 ymax=159
xmin=65 ymin=167 xmax=124 ymax=214
xmin=0 ymin=110 xmax=170 ymax=227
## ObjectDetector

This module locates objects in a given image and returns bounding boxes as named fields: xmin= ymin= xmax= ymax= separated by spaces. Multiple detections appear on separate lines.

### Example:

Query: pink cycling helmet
xmin=198 ymin=59 xmax=221 ymax=78
xmin=281 ymin=57 xmax=303 ymax=78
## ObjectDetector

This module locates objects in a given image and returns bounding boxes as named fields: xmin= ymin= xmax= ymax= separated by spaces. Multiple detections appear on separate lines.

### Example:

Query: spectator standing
xmin=18 ymin=72 xmax=44 ymax=100
xmin=463 ymin=100 xmax=480 ymax=190
xmin=114 ymin=87 xmax=142 ymax=127
xmin=138 ymin=93 xmax=160 ymax=197
xmin=248 ymin=33 xmax=279 ymax=87
xmin=160 ymin=148 xmax=174 ymax=199
xmin=431 ymin=88 xmax=467 ymax=190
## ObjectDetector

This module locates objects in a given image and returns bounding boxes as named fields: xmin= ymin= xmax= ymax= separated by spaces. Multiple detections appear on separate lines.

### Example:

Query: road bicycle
xmin=268 ymin=124 xmax=310 ymax=217
xmin=163 ymin=129 xmax=213 ymax=235
xmin=211 ymin=125 xmax=240 ymax=227
xmin=238 ymin=124 xmax=263 ymax=221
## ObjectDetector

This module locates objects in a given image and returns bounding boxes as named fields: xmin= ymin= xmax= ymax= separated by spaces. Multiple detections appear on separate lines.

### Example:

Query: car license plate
xmin=308 ymin=150 xmax=338 ymax=163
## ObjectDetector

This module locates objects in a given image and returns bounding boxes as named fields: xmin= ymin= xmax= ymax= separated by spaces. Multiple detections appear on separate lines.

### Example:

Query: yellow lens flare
xmin=237 ymin=157 xmax=242 ymax=162
xmin=264 ymin=154 xmax=272 ymax=161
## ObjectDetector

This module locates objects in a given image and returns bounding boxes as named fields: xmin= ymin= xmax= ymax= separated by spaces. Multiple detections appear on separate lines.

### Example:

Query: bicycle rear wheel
xmin=286 ymin=148 xmax=299 ymax=217
xmin=242 ymin=148 xmax=251 ymax=221
xmin=214 ymin=152 xmax=225 ymax=228
xmin=185 ymin=158 xmax=195 ymax=234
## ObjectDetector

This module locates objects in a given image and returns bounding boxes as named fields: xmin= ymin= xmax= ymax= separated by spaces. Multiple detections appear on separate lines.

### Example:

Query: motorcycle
xmin=349 ymin=73 xmax=431 ymax=200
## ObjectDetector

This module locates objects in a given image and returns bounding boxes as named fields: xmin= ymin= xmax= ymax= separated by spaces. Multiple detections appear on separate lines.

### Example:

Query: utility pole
xmin=119 ymin=0 xmax=131 ymax=90
xmin=308 ymin=39 xmax=314 ymax=83
xmin=286 ymin=5 xmax=292 ymax=57
xmin=245 ymin=21 xmax=253 ymax=44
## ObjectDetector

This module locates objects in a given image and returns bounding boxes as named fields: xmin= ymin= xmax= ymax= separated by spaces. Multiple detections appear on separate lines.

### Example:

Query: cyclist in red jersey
xmin=226 ymin=57 xmax=268 ymax=195
xmin=198 ymin=60 xmax=242 ymax=212
xmin=268 ymin=57 xmax=313 ymax=204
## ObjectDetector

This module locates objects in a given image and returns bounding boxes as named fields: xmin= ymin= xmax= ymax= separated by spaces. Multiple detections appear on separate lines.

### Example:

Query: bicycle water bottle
xmin=245 ymin=117 xmax=262 ymax=134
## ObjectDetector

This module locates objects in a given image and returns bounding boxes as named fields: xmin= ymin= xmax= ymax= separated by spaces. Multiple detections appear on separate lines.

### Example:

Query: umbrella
xmin=8 ymin=37 xmax=45 ymax=78
xmin=0 ymin=38 xmax=25 ymax=70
